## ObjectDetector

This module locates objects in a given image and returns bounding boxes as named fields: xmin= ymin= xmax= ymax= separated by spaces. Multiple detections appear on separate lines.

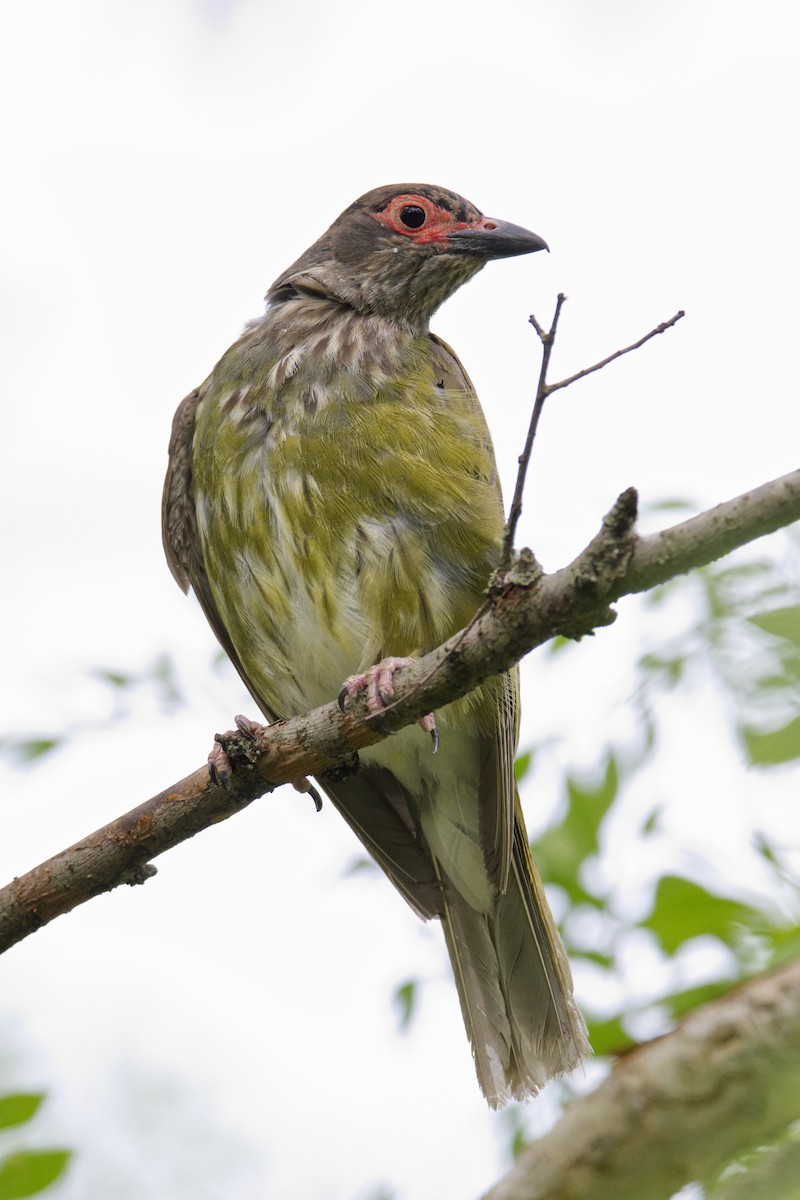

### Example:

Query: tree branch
xmin=501 ymin=293 xmax=566 ymax=567
xmin=481 ymin=958 xmax=800 ymax=1200
xmin=501 ymin=300 xmax=684 ymax=568
xmin=1 ymin=468 xmax=798 ymax=955
xmin=545 ymin=308 xmax=685 ymax=396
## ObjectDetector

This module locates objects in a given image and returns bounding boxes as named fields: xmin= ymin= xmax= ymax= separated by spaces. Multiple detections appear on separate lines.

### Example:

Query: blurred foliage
xmin=0 ymin=1093 xmax=70 ymax=1199
xmin=704 ymin=1126 xmax=800 ymax=1200
xmin=357 ymin=1186 xmax=396 ymax=1200
xmin=522 ymin=531 xmax=799 ymax=1192
xmin=392 ymin=537 xmax=800 ymax=1055
xmin=392 ymin=980 xmax=417 ymax=1032
xmin=534 ymin=536 xmax=800 ymax=1058
xmin=0 ymin=654 xmax=185 ymax=766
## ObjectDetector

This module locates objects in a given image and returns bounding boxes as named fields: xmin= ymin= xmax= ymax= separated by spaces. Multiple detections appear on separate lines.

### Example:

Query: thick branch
xmin=482 ymin=959 xmax=800 ymax=1200
xmin=1 ymin=468 xmax=799 ymax=954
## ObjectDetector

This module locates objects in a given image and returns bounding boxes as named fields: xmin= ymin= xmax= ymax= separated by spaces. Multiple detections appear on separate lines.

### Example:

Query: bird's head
xmin=267 ymin=184 xmax=548 ymax=332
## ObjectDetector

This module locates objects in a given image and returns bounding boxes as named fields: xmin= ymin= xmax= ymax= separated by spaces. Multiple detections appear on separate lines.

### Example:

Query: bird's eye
xmin=399 ymin=205 xmax=426 ymax=229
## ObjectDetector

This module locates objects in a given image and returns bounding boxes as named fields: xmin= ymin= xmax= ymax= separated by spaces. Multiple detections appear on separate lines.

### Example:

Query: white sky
xmin=1 ymin=2 xmax=799 ymax=1197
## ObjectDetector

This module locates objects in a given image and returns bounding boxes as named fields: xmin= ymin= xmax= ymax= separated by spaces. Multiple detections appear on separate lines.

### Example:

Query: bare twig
xmin=501 ymin=294 xmax=566 ymax=568
xmin=422 ymin=302 xmax=684 ymax=697
xmin=501 ymin=302 xmax=685 ymax=569
xmin=1 ymin=468 xmax=799 ymax=956
xmin=547 ymin=309 xmax=685 ymax=396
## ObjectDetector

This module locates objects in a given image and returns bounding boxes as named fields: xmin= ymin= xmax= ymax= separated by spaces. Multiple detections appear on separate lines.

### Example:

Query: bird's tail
xmin=439 ymin=820 xmax=589 ymax=1107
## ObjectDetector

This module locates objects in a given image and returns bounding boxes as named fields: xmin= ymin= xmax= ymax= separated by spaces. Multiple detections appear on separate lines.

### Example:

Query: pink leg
xmin=338 ymin=656 xmax=439 ymax=752
xmin=208 ymin=714 xmax=323 ymax=808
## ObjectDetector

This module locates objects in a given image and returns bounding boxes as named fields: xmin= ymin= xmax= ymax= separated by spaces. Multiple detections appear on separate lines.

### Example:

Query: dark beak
xmin=447 ymin=217 xmax=549 ymax=259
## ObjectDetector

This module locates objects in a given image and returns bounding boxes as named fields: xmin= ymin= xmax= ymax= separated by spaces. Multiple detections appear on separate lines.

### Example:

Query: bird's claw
xmin=208 ymin=740 xmax=233 ymax=789
xmin=292 ymin=777 xmax=324 ymax=812
xmin=234 ymin=713 xmax=261 ymax=739
xmin=338 ymin=657 xmax=439 ymax=752
xmin=419 ymin=712 xmax=439 ymax=754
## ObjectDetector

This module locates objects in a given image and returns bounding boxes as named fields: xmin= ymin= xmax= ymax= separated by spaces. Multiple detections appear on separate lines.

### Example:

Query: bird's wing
xmin=162 ymin=387 xmax=271 ymax=711
xmin=162 ymin=386 xmax=443 ymax=920
xmin=478 ymin=667 xmax=519 ymax=894
xmin=322 ymin=767 xmax=443 ymax=919
xmin=427 ymin=334 xmax=517 ymax=894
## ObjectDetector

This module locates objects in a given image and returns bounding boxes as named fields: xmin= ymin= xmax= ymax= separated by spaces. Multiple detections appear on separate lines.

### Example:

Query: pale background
xmin=1 ymin=2 xmax=799 ymax=1197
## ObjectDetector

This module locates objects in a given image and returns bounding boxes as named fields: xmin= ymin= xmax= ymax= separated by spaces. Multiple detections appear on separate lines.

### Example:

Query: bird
xmin=162 ymin=183 xmax=589 ymax=1106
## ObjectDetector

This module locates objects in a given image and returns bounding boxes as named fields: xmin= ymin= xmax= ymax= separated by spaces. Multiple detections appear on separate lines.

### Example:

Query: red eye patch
xmin=371 ymin=193 xmax=492 ymax=244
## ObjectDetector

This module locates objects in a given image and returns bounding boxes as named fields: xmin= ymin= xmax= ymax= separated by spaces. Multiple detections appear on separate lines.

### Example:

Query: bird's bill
xmin=447 ymin=217 xmax=549 ymax=259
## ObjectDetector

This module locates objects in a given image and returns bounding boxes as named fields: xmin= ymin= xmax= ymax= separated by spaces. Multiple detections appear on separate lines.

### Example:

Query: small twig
xmin=547 ymin=309 xmax=685 ymax=396
xmin=501 ymin=294 xmax=567 ymax=568
xmin=500 ymin=302 xmax=686 ymax=570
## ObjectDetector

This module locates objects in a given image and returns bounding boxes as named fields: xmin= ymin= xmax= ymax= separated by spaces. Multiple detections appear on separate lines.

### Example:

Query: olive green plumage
xmin=163 ymin=183 xmax=589 ymax=1105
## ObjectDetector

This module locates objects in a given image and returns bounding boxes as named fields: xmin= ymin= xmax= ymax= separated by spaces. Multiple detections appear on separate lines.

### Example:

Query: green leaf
xmin=513 ymin=751 xmax=533 ymax=783
xmin=566 ymin=757 xmax=619 ymax=856
xmin=643 ymin=578 xmax=684 ymax=606
xmin=544 ymin=635 xmax=574 ymax=656
xmin=92 ymin=668 xmax=134 ymax=690
xmin=661 ymin=977 xmax=738 ymax=1019
xmin=753 ymin=669 xmax=800 ymax=690
xmin=760 ymin=921 xmax=800 ymax=967
xmin=743 ymin=717 xmax=800 ymax=765
xmin=642 ymin=497 xmax=696 ymax=515
xmin=0 ymin=1096 xmax=44 ymax=1132
xmin=533 ymin=756 xmax=619 ymax=906
xmin=344 ymin=856 xmax=377 ymax=876
xmin=641 ymin=876 xmax=754 ymax=955
xmin=0 ymin=738 xmax=61 ymax=765
xmin=0 ymin=1150 xmax=71 ymax=1199
xmin=640 ymin=805 xmax=662 ymax=836
xmin=392 ymin=979 xmax=417 ymax=1032
xmin=584 ymin=1014 xmax=636 ymax=1057
xmin=749 ymin=605 xmax=800 ymax=647
xmin=498 ymin=1106 xmax=530 ymax=1160
xmin=753 ymin=830 xmax=782 ymax=868
xmin=572 ymin=949 xmax=615 ymax=969
xmin=638 ymin=652 xmax=685 ymax=686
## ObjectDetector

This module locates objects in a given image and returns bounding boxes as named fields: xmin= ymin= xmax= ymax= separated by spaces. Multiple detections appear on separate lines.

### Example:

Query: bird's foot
xmin=208 ymin=741 xmax=233 ymax=787
xmin=208 ymin=714 xmax=323 ymax=809
xmin=417 ymin=711 xmax=439 ymax=754
xmin=208 ymin=713 xmax=263 ymax=787
xmin=338 ymin=656 xmax=439 ymax=753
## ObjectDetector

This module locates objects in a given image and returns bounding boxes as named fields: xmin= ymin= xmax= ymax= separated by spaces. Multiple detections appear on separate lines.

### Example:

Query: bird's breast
xmin=192 ymin=306 xmax=504 ymax=717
